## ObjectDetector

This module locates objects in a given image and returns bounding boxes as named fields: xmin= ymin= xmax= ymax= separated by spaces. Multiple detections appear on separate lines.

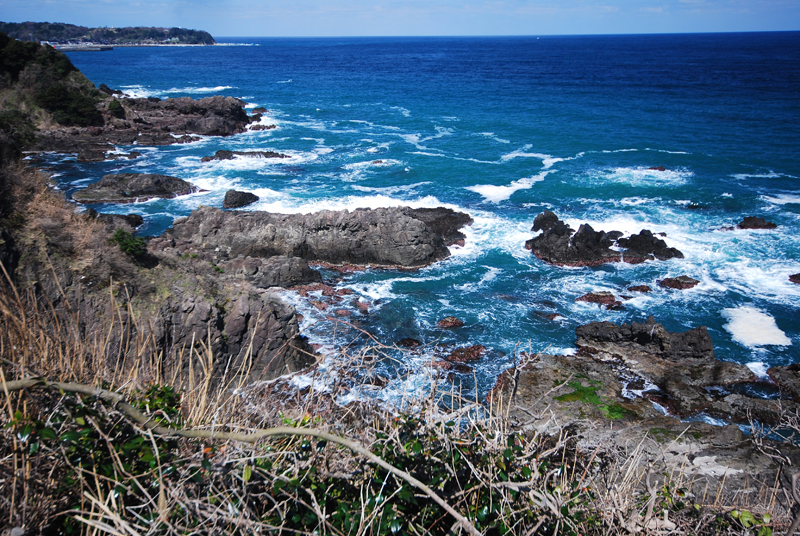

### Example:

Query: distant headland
xmin=0 ymin=21 xmax=215 ymax=48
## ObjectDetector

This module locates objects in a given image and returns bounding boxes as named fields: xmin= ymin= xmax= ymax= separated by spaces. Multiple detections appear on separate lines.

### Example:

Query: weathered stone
xmin=446 ymin=344 xmax=486 ymax=363
xmin=628 ymin=285 xmax=652 ymax=293
xmin=72 ymin=173 xmax=201 ymax=204
xmin=165 ymin=205 xmax=471 ymax=268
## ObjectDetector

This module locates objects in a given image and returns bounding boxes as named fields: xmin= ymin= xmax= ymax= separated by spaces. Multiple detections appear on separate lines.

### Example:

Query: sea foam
xmin=722 ymin=307 xmax=792 ymax=348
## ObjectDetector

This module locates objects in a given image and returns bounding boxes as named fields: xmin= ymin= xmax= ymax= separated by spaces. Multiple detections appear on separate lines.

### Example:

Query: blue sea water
xmin=49 ymin=33 xmax=800 ymax=400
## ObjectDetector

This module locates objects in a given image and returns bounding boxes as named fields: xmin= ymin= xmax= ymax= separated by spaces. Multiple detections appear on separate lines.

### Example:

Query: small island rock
xmin=223 ymin=190 xmax=260 ymax=209
xmin=72 ymin=173 xmax=201 ymax=204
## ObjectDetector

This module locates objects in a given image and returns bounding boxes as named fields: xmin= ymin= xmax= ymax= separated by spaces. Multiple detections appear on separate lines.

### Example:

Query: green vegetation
xmin=107 ymin=98 xmax=125 ymax=118
xmin=1 ymin=31 xmax=104 ymax=130
xmin=554 ymin=379 xmax=633 ymax=420
xmin=0 ymin=21 xmax=216 ymax=45
xmin=111 ymin=228 xmax=147 ymax=257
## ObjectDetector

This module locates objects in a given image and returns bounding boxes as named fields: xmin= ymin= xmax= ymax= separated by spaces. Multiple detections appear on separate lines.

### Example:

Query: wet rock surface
xmin=488 ymin=319 xmax=800 ymax=499
xmin=165 ymin=205 xmax=472 ymax=268
xmin=525 ymin=211 xmax=683 ymax=266
xmin=738 ymin=216 xmax=778 ymax=229
xmin=659 ymin=275 xmax=700 ymax=289
xmin=790 ymin=273 xmax=800 ymax=284
xmin=223 ymin=190 xmax=260 ymax=209
xmin=576 ymin=291 xmax=622 ymax=309
xmin=72 ymin=173 xmax=201 ymax=204
xmin=437 ymin=316 xmax=465 ymax=329
xmin=201 ymin=149 xmax=289 ymax=162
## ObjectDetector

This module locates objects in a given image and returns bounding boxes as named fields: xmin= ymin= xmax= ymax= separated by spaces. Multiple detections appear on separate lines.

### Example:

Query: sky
xmin=2 ymin=0 xmax=798 ymax=37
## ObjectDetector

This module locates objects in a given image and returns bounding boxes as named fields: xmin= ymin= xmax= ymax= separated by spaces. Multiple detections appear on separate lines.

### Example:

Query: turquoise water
xmin=47 ymin=33 xmax=800 ymax=399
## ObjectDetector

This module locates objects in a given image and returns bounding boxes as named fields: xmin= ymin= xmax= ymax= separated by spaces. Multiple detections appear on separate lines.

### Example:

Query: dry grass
xmin=0 ymin=257 xmax=797 ymax=534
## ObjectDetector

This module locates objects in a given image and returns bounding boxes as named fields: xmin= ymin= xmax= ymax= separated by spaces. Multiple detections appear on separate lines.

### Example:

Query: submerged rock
xmin=437 ymin=316 xmax=465 ymax=329
xmin=223 ymin=190 xmax=260 ymax=209
xmin=525 ymin=211 xmax=683 ymax=266
xmin=576 ymin=292 xmax=622 ymax=310
xmin=72 ymin=173 xmax=201 ymax=204
xmin=628 ymin=285 xmax=652 ymax=293
xmin=446 ymin=344 xmax=486 ymax=363
xmin=658 ymin=275 xmax=700 ymax=290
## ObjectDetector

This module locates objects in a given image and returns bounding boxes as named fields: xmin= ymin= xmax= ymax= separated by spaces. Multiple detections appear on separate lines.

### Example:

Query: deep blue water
xmin=48 ymin=33 xmax=800 ymax=402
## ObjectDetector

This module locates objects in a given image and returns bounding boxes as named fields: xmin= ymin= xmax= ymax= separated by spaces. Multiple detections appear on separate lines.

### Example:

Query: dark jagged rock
xmin=98 ymin=83 xmax=124 ymax=96
xmin=576 ymin=292 xmax=622 ymax=309
xmin=252 ymin=107 xmax=267 ymax=113
xmin=402 ymin=207 xmax=473 ymax=247
xmin=249 ymin=124 xmax=277 ymax=131
xmin=791 ymin=273 xmax=800 ymax=284
xmin=659 ymin=275 xmax=700 ymax=290
xmin=72 ymin=173 xmax=201 ymax=204
xmin=616 ymin=229 xmax=684 ymax=263
xmin=648 ymin=166 xmax=666 ymax=171
xmin=398 ymin=338 xmax=422 ymax=348
xmin=526 ymin=212 xmax=684 ymax=267
xmin=88 ymin=211 xmax=144 ymax=231
xmin=222 ymin=255 xmax=322 ymax=288
xmin=575 ymin=316 xmax=756 ymax=416
xmin=628 ymin=285 xmax=652 ymax=293
xmin=738 ymin=216 xmax=777 ymax=230
xmin=768 ymin=364 xmax=800 ymax=401
xmin=437 ymin=316 xmax=465 ymax=329
xmin=33 ymin=96 xmax=252 ymax=156
xmin=165 ymin=205 xmax=471 ymax=268
xmin=446 ymin=344 xmax=486 ymax=363
xmin=223 ymin=190 xmax=259 ymax=209
xmin=201 ymin=150 xmax=290 ymax=162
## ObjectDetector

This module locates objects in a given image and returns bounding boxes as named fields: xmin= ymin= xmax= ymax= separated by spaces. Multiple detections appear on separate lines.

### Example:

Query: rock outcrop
xmin=791 ymin=273 xmax=800 ymax=284
xmin=574 ymin=316 xmax=757 ymax=417
xmin=658 ymin=276 xmax=700 ymax=290
xmin=201 ymin=150 xmax=289 ymax=162
xmin=223 ymin=190 xmax=259 ymax=209
xmin=33 ymin=96 xmax=256 ymax=160
xmin=525 ymin=211 xmax=683 ymax=266
xmin=72 ymin=173 xmax=201 ymax=204
xmin=738 ymin=216 xmax=777 ymax=230
xmin=164 ymin=205 xmax=472 ymax=268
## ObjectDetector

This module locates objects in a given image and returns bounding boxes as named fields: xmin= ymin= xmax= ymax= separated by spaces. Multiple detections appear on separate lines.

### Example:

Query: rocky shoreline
xmin=4 ymin=62 xmax=800 ymax=501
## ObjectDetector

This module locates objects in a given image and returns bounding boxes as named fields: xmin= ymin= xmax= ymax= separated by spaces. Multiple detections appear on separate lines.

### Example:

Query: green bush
xmin=33 ymin=83 xmax=103 ymax=127
xmin=110 ymin=228 xmax=147 ymax=257
xmin=107 ymin=98 xmax=125 ymax=118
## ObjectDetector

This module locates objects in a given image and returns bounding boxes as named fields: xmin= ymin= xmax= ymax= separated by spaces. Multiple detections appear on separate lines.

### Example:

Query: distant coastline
xmin=0 ymin=21 xmax=215 ymax=46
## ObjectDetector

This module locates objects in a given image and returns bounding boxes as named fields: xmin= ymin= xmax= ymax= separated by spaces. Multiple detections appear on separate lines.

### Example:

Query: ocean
xmin=48 ymin=33 xmax=800 ymax=403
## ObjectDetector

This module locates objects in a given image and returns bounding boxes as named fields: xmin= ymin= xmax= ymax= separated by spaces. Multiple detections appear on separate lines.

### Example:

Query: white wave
xmin=746 ymin=362 xmax=770 ymax=379
xmin=277 ymin=79 xmax=293 ymax=84
xmin=589 ymin=166 xmax=692 ymax=187
xmin=601 ymin=148 xmax=639 ymax=153
xmin=352 ymin=181 xmax=430 ymax=195
xmin=722 ymin=193 xmax=733 ymax=198
xmin=733 ymin=172 xmax=783 ymax=180
xmin=391 ymin=106 xmax=411 ymax=117
xmin=466 ymin=171 xmax=552 ymax=203
xmin=478 ymin=132 xmax=511 ymax=144
xmin=121 ymin=85 xmax=159 ymax=98
xmin=246 ymin=193 xmax=450 ymax=215
xmin=410 ymin=151 xmax=446 ymax=158
xmin=454 ymin=266 xmax=502 ymax=291
xmin=161 ymin=85 xmax=235 ymax=95
xmin=722 ymin=307 xmax=792 ymax=348
xmin=762 ymin=194 xmax=800 ymax=205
